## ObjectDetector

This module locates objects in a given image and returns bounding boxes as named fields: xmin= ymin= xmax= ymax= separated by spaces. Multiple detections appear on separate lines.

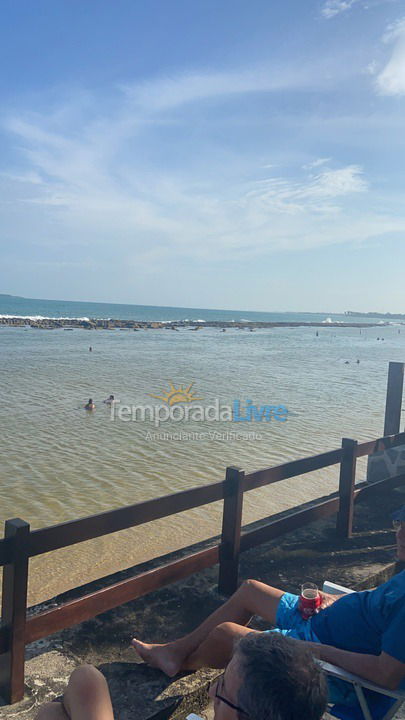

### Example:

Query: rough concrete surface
xmin=1 ymin=482 xmax=404 ymax=720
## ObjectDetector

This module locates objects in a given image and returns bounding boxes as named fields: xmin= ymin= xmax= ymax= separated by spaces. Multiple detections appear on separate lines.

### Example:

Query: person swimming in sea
xmin=84 ymin=398 xmax=95 ymax=410
xmin=103 ymin=394 xmax=118 ymax=405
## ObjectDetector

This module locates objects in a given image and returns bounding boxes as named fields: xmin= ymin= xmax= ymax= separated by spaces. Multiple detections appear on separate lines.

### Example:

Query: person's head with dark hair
xmin=210 ymin=631 xmax=327 ymax=720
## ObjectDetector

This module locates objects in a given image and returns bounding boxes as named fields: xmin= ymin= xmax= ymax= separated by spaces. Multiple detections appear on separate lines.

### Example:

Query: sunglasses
xmin=212 ymin=675 xmax=249 ymax=717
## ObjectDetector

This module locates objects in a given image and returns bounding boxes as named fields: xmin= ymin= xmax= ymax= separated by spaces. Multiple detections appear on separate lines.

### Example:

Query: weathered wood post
xmin=0 ymin=519 xmax=30 ymax=704
xmin=218 ymin=467 xmax=244 ymax=596
xmin=367 ymin=362 xmax=405 ymax=483
xmin=336 ymin=439 xmax=358 ymax=539
xmin=384 ymin=362 xmax=404 ymax=436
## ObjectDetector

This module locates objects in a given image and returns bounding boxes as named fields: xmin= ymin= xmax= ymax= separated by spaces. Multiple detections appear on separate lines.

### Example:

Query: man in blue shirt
xmin=311 ymin=569 xmax=405 ymax=663
xmin=132 ymin=569 xmax=405 ymax=693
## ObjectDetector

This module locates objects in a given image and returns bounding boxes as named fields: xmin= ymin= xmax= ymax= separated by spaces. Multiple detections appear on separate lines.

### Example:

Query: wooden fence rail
xmin=1 ymin=431 xmax=404 ymax=703
xmin=0 ymin=360 xmax=404 ymax=704
xmin=0 ymin=432 xmax=405 ymax=703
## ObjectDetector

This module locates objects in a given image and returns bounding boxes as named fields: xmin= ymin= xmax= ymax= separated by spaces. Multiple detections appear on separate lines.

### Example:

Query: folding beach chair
xmin=319 ymin=581 xmax=405 ymax=720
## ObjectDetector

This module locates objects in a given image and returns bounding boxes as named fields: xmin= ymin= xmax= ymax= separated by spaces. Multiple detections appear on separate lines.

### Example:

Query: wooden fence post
xmin=0 ymin=518 xmax=30 ymax=704
xmin=384 ymin=362 xmax=404 ymax=436
xmin=218 ymin=467 xmax=244 ymax=596
xmin=336 ymin=439 xmax=357 ymax=539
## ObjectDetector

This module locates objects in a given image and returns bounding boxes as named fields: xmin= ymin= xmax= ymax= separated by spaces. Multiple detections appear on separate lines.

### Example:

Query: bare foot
xmin=131 ymin=639 xmax=185 ymax=677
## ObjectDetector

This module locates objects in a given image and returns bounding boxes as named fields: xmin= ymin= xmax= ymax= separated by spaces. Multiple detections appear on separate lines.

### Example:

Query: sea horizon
xmin=0 ymin=293 xmax=398 ymax=324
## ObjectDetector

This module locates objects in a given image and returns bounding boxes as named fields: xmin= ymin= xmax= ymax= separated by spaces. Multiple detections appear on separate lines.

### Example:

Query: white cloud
xmin=321 ymin=0 xmax=394 ymax=19
xmin=121 ymin=65 xmax=322 ymax=113
xmin=1 ymin=103 xmax=373 ymax=259
xmin=321 ymin=0 xmax=359 ymax=19
xmin=243 ymin=165 xmax=367 ymax=218
xmin=365 ymin=60 xmax=378 ymax=76
xmin=1 ymin=67 xmax=403 ymax=269
xmin=376 ymin=17 xmax=405 ymax=95
xmin=305 ymin=165 xmax=367 ymax=196
xmin=302 ymin=157 xmax=331 ymax=169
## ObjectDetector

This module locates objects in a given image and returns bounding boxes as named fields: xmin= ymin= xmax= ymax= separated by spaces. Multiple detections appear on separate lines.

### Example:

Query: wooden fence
xmin=0 ymin=361 xmax=404 ymax=704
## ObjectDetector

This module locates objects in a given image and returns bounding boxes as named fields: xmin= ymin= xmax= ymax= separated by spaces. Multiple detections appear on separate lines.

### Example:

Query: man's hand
xmin=318 ymin=592 xmax=341 ymax=610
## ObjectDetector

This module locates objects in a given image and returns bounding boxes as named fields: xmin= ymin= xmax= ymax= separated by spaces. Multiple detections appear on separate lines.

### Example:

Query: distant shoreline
xmin=0 ymin=316 xmax=398 ymax=330
xmin=345 ymin=311 xmax=405 ymax=319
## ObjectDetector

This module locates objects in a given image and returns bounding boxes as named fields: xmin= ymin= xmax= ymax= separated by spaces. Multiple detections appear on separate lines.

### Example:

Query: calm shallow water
xmin=1 ymin=321 xmax=404 ymax=603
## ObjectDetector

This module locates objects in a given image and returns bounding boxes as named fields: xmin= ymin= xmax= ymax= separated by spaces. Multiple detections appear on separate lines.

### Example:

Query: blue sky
xmin=1 ymin=0 xmax=405 ymax=312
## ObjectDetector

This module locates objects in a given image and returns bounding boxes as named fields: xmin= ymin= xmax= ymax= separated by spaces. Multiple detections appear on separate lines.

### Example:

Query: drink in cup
xmin=300 ymin=582 xmax=321 ymax=620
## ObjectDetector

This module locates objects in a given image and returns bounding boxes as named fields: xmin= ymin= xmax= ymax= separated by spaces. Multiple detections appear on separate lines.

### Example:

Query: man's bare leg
xmin=35 ymin=704 xmax=67 ymax=720
xmin=183 ymin=622 xmax=260 ymax=670
xmin=35 ymin=666 xmax=114 ymax=720
xmin=132 ymin=579 xmax=284 ymax=676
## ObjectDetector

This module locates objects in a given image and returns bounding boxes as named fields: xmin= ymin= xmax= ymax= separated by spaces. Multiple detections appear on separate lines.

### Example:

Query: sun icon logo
xmin=149 ymin=381 xmax=203 ymax=406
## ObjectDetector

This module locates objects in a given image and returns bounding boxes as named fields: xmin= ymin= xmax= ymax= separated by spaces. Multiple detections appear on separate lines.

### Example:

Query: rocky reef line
xmin=0 ymin=316 xmax=390 ymax=330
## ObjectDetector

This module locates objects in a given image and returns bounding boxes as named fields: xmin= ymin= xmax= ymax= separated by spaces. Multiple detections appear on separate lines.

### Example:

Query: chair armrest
xmin=318 ymin=661 xmax=405 ymax=700
xmin=322 ymin=581 xmax=355 ymax=595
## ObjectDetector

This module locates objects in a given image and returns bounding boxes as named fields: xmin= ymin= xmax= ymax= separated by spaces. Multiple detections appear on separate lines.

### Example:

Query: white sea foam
xmin=322 ymin=317 xmax=343 ymax=324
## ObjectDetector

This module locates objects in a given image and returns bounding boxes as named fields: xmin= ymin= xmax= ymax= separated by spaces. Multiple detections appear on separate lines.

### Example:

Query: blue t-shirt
xmin=311 ymin=571 xmax=405 ymax=663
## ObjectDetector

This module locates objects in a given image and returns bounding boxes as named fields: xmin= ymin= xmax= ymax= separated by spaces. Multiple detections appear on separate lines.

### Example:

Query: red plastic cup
xmin=299 ymin=582 xmax=321 ymax=620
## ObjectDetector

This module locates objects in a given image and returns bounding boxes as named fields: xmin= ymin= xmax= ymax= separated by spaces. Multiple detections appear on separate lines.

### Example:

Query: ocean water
xmin=0 ymin=293 xmax=390 ymax=324
xmin=1 ymin=296 xmax=404 ymax=604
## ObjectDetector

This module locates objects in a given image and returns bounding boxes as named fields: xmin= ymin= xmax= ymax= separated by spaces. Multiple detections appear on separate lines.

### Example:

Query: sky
xmin=1 ymin=0 xmax=405 ymax=312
